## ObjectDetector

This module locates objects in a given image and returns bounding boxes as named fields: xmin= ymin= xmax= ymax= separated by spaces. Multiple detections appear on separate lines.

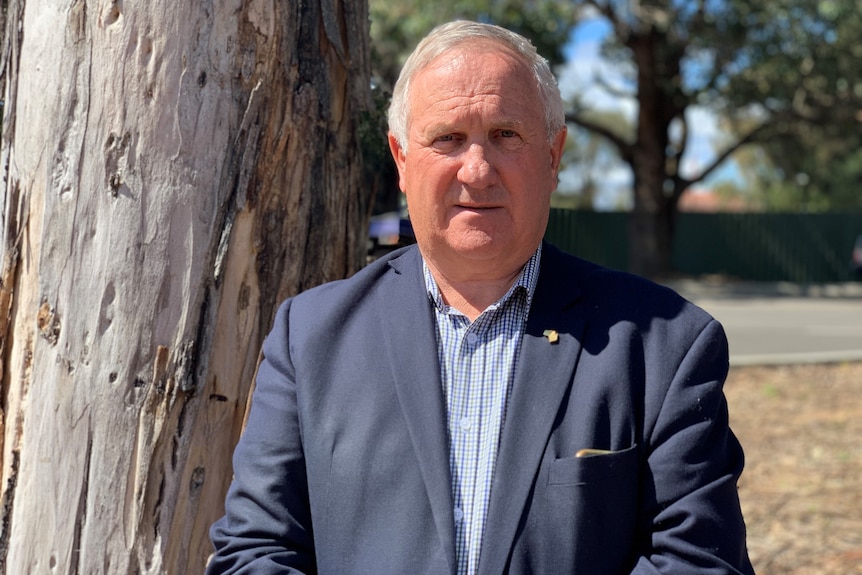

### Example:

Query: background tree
xmin=0 ymin=1 xmax=370 ymax=573
xmin=369 ymin=0 xmax=862 ymax=277
xmin=716 ymin=0 xmax=862 ymax=213
xmin=568 ymin=0 xmax=862 ymax=277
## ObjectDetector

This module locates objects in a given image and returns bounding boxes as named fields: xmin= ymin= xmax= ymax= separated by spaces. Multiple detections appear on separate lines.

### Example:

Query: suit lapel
xmin=377 ymin=248 xmax=457 ymax=575
xmin=478 ymin=245 xmax=587 ymax=575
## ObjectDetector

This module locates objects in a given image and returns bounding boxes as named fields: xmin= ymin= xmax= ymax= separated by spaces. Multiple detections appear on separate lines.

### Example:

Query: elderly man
xmin=208 ymin=21 xmax=754 ymax=575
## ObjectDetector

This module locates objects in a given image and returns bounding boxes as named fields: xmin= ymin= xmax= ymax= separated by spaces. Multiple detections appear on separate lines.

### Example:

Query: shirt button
xmin=454 ymin=507 xmax=464 ymax=523
xmin=466 ymin=332 xmax=479 ymax=345
xmin=459 ymin=416 xmax=472 ymax=432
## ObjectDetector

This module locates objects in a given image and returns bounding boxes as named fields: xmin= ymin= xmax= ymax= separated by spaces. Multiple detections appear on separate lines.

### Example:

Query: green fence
xmin=545 ymin=209 xmax=862 ymax=282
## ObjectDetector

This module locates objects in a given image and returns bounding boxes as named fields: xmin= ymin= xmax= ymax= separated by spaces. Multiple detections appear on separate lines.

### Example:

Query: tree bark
xmin=0 ymin=1 xmax=370 ymax=573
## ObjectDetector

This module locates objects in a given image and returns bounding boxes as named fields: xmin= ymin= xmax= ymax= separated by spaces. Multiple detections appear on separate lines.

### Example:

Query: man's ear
xmin=549 ymin=125 xmax=567 ymax=177
xmin=388 ymin=132 xmax=408 ymax=193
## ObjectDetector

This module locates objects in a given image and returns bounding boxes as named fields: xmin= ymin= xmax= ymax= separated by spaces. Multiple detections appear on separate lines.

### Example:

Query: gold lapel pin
xmin=542 ymin=329 xmax=559 ymax=344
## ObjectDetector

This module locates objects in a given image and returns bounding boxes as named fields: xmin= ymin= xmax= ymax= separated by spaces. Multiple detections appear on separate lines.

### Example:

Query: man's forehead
xmin=412 ymin=47 xmax=534 ymax=103
xmin=411 ymin=48 xmax=538 ymax=108
xmin=423 ymin=40 xmax=529 ymax=76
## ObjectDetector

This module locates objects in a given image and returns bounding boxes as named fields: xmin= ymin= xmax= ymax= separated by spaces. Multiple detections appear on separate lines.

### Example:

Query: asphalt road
xmin=667 ymin=280 xmax=862 ymax=366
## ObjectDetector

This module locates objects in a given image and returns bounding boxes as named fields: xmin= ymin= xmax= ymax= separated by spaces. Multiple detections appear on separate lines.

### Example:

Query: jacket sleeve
xmin=630 ymin=319 xmax=754 ymax=575
xmin=207 ymin=299 xmax=316 ymax=574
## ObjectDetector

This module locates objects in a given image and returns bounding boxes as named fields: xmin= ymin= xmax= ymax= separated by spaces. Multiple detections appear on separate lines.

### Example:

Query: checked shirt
xmin=423 ymin=245 xmax=541 ymax=575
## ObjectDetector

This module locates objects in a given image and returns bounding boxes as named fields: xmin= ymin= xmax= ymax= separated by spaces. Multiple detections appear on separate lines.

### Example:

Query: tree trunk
xmin=0 ymin=1 xmax=370 ymax=573
xmin=628 ymin=91 xmax=675 ymax=279
xmin=627 ymin=196 xmax=675 ymax=280
xmin=628 ymin=134 xmax=674 ymax=279
xmin=626 ymin=30 xmax=679 ymax=279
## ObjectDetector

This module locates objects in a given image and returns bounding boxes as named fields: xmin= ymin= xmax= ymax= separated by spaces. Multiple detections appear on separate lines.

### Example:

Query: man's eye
xmin=431 ymin=134 xmax=462 ymax=149
xmin=500 ymin=130 xmax=517 ymax=138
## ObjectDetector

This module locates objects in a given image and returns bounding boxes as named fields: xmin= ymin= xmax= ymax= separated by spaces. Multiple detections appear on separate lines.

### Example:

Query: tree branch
xmin=584 ymin=0 xmax=630 ymax=41
xmin=583 ymin=0 xmax=617 ymax=26
xmin=565 ymin=111 xmax=634 ymax=160
xmin=685 ymin=0 xmax=708 ymax=37
xmin=675 ymin=121 xmax=770 ymax=196
xmin=594 ymin=69 xmax=635 ymax=99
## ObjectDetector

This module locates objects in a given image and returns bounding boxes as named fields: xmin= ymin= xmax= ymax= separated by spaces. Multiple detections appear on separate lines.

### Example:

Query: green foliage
xmin=718 ymin=140 xmax=862 ymax=213
xmin=715 ymin=0 xmax=862 ymax=211
xmin=359 ymin=82 xmax=400 ymax=215
xmin=369 ymin=0 xmax=579 ymax=89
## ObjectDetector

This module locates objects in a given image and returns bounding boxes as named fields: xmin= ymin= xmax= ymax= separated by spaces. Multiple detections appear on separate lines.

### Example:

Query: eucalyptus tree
xmin=0 ymin=1 xmax=371 ymax=573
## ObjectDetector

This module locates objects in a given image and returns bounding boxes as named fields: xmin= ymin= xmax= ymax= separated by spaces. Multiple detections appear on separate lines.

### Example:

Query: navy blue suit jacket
xmin=208 ymin=243 xmax=754 ymax=574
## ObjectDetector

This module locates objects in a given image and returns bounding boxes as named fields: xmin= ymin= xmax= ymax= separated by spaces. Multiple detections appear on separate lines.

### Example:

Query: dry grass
xmin=726 ymin=362 xmax=862 ymax=574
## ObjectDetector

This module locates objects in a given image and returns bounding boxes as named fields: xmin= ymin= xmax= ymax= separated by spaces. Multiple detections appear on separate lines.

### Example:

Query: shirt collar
xmin=423 ymin=244 xmax=543 ymax=313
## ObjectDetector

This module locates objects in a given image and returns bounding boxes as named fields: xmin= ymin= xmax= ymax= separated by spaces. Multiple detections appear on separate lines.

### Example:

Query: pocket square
xmin=575 ymin=448 xmax=617 ymax=458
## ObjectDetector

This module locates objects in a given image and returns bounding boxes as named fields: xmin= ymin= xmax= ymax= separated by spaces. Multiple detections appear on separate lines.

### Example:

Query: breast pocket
xmin=548 ymin=444 xmax=639 ymax=486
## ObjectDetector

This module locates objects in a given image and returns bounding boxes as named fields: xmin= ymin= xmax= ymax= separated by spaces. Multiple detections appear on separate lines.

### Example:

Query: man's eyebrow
xmin=421 ymin=123 xmax=455 ymax=137
xmin=493 ymin=119 xmax=525 ymax=131
xmin=421 ymin=118 xmax=525 ymax=137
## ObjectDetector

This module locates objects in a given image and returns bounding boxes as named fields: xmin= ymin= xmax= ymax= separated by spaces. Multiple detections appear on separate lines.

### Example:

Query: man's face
xmin=389 ymin=44 xmax=566 ymax=281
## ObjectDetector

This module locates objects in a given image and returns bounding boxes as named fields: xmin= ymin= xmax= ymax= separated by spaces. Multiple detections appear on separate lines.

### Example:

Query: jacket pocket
xmin=548 ymin=443 xmax=638 ymax=486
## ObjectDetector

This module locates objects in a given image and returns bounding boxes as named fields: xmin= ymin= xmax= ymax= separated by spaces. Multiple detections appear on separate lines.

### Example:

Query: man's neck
xmin=424 ymin=258 xmax=524 ymax=322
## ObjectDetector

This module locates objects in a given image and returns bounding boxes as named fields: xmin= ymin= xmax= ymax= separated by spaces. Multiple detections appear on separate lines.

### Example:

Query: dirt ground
xmin=725 ymin=362 xmax=862 ymax=574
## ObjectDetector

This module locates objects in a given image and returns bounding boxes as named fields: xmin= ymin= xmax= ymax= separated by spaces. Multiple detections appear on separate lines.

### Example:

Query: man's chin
xmin=446 ymin=229 xmax=500 ymax=254
xmin=446 ymin=238 xmax=522 ymax=268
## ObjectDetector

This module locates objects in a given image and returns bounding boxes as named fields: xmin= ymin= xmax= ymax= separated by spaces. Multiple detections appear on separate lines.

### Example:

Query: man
xmin=208 ymin=21 xmax=754 ymax=574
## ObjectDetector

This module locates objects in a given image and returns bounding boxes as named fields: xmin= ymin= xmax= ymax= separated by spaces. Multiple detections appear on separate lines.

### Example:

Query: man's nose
xmin=457 ymin=142 xmax=497 ymax=188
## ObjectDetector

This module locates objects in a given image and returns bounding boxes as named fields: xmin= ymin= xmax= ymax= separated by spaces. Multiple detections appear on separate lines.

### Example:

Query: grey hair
xmin=387 ymin=20 xmax=566 ymax=152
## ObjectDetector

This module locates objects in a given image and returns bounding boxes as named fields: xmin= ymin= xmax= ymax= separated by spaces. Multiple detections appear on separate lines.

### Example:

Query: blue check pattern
xmin=423 ymin=245 xmax=541 ymax=575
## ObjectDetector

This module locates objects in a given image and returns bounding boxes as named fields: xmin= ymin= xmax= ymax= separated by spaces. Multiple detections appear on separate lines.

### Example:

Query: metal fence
xmin=545 ymin=209 xmax=862 ymax=282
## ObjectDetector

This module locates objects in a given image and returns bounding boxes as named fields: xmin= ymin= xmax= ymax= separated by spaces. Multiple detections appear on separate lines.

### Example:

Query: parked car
xmin=853 ymin=234 xmax=862 ymax=275
xmin=368 ymin=212 xmax=414 ymax=257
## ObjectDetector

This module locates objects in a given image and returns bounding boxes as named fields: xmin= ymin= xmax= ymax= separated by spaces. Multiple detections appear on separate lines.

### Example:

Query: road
xmin=668 ymin=281 xmax=862 ymax=366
